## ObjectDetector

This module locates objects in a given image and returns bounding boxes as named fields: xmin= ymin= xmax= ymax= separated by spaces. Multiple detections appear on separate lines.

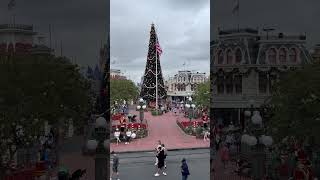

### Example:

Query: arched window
xmin=226 ymin=50 xmax=233 ymax=64
xmin=279 ymin=48 xmax=287 ymax=63
xmin=218 ymin=50 xmax=224 ymax=64
xmin=289 ymin=48 xmax=297 ymax=63
xmin=268 ymin=48 xmax=277 ymax=64
xmin=217 ymin=76 xmax=224 ymax=94
xmin=235 ymin=49 xmax=242 ymax=63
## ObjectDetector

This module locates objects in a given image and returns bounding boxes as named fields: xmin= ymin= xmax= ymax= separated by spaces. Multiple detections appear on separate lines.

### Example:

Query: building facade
xmin=311 ymin=44 xmax=320 ymax=62
xmin=165 ymin=70 xmax=208 ymax=102
xmin=211 ymin=28 xmax=313 ymax=126
xmin=110 ymin=69 xmax=126 ymax=80
xmin=0 ymin=23 xmax=51 ymax=56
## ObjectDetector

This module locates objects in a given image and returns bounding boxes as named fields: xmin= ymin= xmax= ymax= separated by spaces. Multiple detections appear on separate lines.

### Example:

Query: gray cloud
xmin=212 ymin=0 xmax=320 ymax=47
xmin=0 ymin=0 xmax=108 ymax=66
xmin=110 ymin=0 xmax=210 ymax=83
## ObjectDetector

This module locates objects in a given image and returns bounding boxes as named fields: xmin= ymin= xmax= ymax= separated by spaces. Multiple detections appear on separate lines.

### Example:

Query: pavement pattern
xmin=111 ymin=111 xmax=210 ymax=152
xmin=111 ymin=149 xmax=209 ymax=180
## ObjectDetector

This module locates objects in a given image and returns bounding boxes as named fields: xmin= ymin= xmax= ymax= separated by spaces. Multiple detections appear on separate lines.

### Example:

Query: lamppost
xmin=242 ymin=109 xmax=273 ymax=180
xmin=185 ymin=97 xmax=195 ymax=122
xmin=114 ymin=101 xmax=118 ymax=114
xmin=86 ymin=117 xmax=109 ymax=180
xmin=137 ymin=98 xmax=146 ymax=123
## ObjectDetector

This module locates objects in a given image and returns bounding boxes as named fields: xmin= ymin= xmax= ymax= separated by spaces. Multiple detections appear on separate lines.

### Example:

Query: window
xmin=217 ymin=76 xmax=224 ymax=94
xmin=289 ymin=48 xmax=297 ymax=63
xmin=268 ymin=48 xmax=277 ymax=64
xmin=279 ymin=48 xmax=287 ymax=63
xmin=226 ymin=50 xmax=233 ymax=64
xmin=218 ymin=50 xmax=224 ymax=64
xmin=234 ymin=75 xmax=242 ymax=94
xmin=235 ymin=49 xmax=242 ymax=63
xmin=225 ymin=75 xmax=233 ymax=94
xmin=259 ymin=73 xmax=268 ymax=94
xmin=269 ymin=74 xmax=277 ymax=93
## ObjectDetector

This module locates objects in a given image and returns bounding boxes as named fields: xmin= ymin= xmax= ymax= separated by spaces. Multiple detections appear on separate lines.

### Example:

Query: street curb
xmin=113 ymin=146 xmax=210 ymax=154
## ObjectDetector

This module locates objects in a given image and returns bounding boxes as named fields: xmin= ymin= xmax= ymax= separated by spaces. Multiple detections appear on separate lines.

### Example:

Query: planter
xmin=151 ymin=110 xmax=163 ymax=116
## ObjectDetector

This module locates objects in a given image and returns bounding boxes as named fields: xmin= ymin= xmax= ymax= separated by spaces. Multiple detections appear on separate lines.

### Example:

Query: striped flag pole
xmin=8 ymin=0 xmax=16 ymax=25
xmin=232 ymin=0 xmax=240 ymax=30
xmin=155 ymin=28 xmax=158 ymax=110
xmin=154 ymin=25 xmax=163 ymax=110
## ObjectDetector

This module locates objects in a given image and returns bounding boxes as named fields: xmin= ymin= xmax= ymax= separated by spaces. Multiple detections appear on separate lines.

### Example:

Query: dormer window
xmin=289 ymin=48 xmax=297 ymax=63
xmin=268 ymin=48 xmax=277 ymax=64
xmin=226 ymin=50 xmax=233 ymax=64
xmin=279 ymin=48 xmax=287 ymax=63
xmin=235 ymin=49 xmax=242 ymax=63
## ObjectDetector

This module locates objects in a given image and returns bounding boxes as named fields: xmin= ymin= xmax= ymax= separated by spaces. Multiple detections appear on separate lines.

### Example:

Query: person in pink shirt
xmin=220 ymin=144 xmax=230 ymax=169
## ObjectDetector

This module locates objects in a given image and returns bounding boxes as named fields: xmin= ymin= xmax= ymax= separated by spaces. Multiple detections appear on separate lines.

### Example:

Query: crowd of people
xmin=212 ymin=122 xmax=320 ymax=180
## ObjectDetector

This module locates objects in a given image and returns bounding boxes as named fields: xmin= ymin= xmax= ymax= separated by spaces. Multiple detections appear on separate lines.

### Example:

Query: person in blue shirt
xmin=181 ymin=158 xmax=190 ymax=180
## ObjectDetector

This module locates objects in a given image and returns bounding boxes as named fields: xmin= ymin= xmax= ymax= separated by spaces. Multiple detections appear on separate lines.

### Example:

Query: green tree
xmin=0 ymin=55 xmax=92 ymax=171
xmin=110 ymin=79 xmax=139 ymax=105
xmin=267 ymin=62 xmax=320 ymax=144
xmin=193 ymin=81 xmax=210 ymax=108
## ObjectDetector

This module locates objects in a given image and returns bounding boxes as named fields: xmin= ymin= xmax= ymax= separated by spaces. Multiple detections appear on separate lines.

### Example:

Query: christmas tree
xmin=140 ymin=23 xmax=167 ymax=107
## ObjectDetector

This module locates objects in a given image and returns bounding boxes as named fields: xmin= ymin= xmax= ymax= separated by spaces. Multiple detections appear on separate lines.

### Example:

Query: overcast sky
xmin=212 ymin=0 xmax=320 ymax=47
xmin=110 ymin=0 xmax=210 ymax=83
xmin=0 ymin=0 xmax=108 ymax=67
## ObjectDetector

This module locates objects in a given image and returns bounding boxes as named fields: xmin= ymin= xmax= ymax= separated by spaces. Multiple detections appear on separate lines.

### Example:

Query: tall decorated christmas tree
xmin=140 ymin=23 xmax=167 ymax=108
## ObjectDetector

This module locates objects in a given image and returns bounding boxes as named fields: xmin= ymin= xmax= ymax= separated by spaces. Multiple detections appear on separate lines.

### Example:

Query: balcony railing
xmin=0 ymin=24 xmax=33 ymax=31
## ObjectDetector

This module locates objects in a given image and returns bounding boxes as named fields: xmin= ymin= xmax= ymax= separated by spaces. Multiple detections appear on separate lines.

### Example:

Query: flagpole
xmin=238 ymin=0 xmax=240 ymax=30
xmin=155 ymin=36 xmax=158 ymax=110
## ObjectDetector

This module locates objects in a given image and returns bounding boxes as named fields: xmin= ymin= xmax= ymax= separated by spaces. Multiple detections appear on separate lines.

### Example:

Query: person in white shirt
xmin=155 ymin=140 xmax=162 ymax=166
xmin=125 ymin=130 xmax=132 ymax=144
xmin=114 ymin=128 xmax=121 ymax=145
xmin=204 ymin=128 xmax=210 ymax=141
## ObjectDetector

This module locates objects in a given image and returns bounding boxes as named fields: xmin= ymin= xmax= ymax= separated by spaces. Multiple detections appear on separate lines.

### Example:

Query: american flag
xmin=155 ymin=40 xmax=162 ymax=56
xmin=8 ymin=0 xmax=15 ymax=10
xmin=232 ymin=0 xmax=239 ymax=15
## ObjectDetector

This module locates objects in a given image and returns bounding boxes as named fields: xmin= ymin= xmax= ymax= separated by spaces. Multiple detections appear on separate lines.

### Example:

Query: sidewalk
xmin=110 ymin=111 xmax=209 ymax=152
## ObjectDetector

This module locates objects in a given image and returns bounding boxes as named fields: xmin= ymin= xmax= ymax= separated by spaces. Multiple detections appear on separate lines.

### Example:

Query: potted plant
xmin=195 ymin=126 xmax=204 ymax=139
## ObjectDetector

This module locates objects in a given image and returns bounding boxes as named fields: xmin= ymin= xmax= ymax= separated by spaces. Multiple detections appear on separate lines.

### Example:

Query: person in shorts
xmin=111 ymin=151 xmax=120 ymax=180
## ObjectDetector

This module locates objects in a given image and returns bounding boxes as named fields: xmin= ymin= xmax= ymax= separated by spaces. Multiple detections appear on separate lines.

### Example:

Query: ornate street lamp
xmin=241 ymin=110 xmax=273 ymax=180
xmin=86 ymin=117 xmax=109 ymax=180
xmin=137 ymin=98 xmax=146 ymax=123
xmin=185 ymin=97 xmax=195 ymax=122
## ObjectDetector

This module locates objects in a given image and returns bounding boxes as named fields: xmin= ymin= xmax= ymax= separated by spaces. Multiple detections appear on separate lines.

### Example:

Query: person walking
xmin=155 ymin=140 xmax=162 ymax=166
xmin=215 ymin=134 xmax=221 ymax=152
xmin=111 ymin=151 xmax=120 ymax=180
xmin=181 ymin=158 xmax=190 ymax=180
xmin=161 ymin=144 xmax=167 ymax=169
xmin=154 ymin=146 xmax=167 ymax=176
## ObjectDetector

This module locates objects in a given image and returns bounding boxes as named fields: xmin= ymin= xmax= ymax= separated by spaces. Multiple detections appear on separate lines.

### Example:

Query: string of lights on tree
xmin=140 ymin=24 xmax=167 ymax=102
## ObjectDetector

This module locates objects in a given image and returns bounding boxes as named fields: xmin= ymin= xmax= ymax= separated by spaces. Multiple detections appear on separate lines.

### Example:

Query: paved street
xmin=111 ymin=149 xmax=209 ymax=180
xmin=111 ymin=110 xmax=209 ymax=152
